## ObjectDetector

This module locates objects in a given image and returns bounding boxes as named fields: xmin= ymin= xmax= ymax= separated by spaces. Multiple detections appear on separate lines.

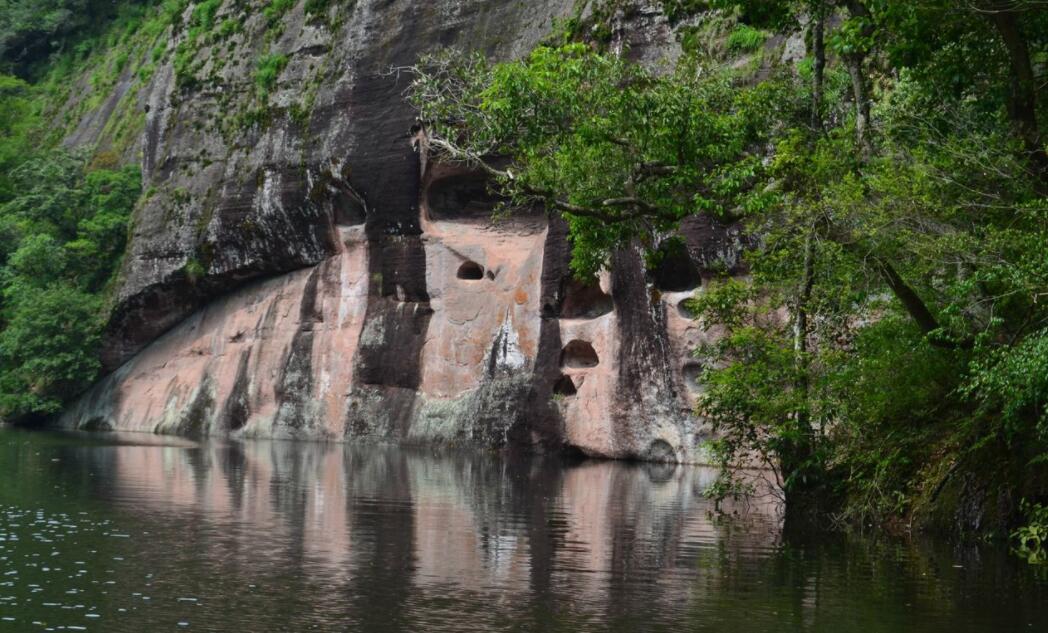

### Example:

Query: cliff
xmin=57 ymin=0 xmax=750 ymax=462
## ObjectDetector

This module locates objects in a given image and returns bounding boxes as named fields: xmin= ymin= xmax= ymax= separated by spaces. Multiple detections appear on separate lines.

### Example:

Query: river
xmin=0 ymin=427 xmax=1044 ymax=631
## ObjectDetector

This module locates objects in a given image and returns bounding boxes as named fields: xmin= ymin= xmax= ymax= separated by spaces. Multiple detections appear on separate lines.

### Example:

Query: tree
xmin=975 ymin=0 xmax=1048 ymax=192
xmin=0 ymin=0 xmax=145 ymax=78
xmin=408 ymin=44 xmax=789 ymax=277
xmin=0 ymin=74 xmax=39 ymax=201
xmin=0 ymin=283 xmax=102 ymax=417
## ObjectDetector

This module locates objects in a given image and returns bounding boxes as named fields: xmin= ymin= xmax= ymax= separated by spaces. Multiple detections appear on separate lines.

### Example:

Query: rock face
xmin=59 ymin=0 xmax=747 ymax=462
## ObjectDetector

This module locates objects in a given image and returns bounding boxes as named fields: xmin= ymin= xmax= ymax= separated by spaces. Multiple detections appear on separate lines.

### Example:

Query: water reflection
xmin=0 ymin=429 xmax=1045 ymax=632
xmin=101 ymin=438 xmax=779 ymax=603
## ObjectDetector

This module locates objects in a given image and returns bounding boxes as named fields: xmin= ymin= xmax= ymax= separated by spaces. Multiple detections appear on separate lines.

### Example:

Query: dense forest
xmin=0 ymin=0 xmax=1046 ymax=546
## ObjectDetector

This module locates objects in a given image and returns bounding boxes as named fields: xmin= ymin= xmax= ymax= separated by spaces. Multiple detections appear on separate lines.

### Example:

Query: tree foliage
xmin=0 ymin=151 xmax=139 ymax=419
xmin=409 ymin=44 xmax=790 ymax=276
xmin=0 ymin=0 xmax=158 ymax=78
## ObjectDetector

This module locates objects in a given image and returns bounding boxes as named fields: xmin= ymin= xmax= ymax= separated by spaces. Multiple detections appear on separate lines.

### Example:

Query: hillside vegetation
xmin=0 ymin=0 xmax=309 ymax=417
xmin=0 ymin=0 xmax=161 ymax=419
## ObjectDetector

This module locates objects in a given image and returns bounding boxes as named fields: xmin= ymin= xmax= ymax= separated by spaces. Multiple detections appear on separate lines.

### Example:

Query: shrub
xmin=255 ymin=53 xmax=289 ymax=97
xmin=0 ymin=284 xmax=104 ymax=417
xmin=726 ymin=24 xmax=766 ymax=52
xmin=173 ymin=41 xmax=197 ymax=88
xmin=1013 ymin=500 xmax=1048 ymax=565
xmin=263 ymin=0 xmax=297 ymax=25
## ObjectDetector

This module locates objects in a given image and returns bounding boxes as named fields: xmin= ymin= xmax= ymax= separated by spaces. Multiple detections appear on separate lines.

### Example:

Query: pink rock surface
xmin=62 ymin=165 xmax=718 ymax=463
xmin=62 ymin=227 xmax=369 ymax=440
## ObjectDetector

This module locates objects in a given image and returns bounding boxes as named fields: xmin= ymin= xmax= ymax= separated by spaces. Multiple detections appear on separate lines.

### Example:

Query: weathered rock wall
xmin=59 ymin=0 xmax=751 ymax=462
xmin=103 ymin=0 xmax=591 ymax=369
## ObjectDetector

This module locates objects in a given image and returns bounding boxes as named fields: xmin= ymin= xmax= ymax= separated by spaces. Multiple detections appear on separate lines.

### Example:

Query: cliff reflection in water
xmin=67 ymin=434 xmax=782 ymax=629
xmin=107 ymin=436 xmax=781 ymax=586
xmin=2 ymin=430 xmax=1045 ymax=632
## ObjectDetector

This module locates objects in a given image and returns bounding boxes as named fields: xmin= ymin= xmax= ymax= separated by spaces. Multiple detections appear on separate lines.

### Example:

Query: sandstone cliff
xmin=58 ymin=0 xmax=751 ymax=462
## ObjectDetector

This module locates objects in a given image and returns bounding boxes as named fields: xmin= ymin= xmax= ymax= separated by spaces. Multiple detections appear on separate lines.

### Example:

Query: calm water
xmin=0 ymin=428 xmax=1045 ymax=632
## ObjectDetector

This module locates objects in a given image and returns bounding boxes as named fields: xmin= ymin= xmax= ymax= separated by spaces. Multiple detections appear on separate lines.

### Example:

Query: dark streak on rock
xmin=220 ymin=349 xmax=253 ymax=432
xmin=519 ymin=215 xmax=572 ymax=448
xmin=274 ymin=266 xmax=323 ymax=431
xmin=174 ymin=376 xmax=215 ymax=437
xmin=610 ymin=247 xmax=678 ymax=456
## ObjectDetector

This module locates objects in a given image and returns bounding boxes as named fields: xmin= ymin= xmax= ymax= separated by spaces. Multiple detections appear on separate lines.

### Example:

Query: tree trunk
xmin=985 ymin=4 xmax=1048 ymax=192
xmin=810 ymin=3 xmax=826 ymax=130
xmin=873 ymin=256 xmax=971 ymax=348
xmin=793 ymin=229 xmax=816 ymax=384
xmin=841 ymin=0 xmax=874 ymax=156
xmin=831 ymin=231 xmax=970 ymax=348
xmin=792 ymin=227 xmax=817 ymax=437
xmin=845 ymin=54 xmax=872 ymax=156
xmin=777 ymin=228 xmax=820 ymax=509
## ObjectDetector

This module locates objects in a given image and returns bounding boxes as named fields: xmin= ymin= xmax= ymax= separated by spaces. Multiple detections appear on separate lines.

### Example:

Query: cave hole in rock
xmin=553 ymin=374 xmax=578 ymax=396
xmin=80 ymin=417 xmax=113 ymax=432
xmin=428 ymin=173 xmax=502 ymax=221
xmin=332 ymin=193 xmax=366 ymax=226
xmin=652 ymin=241 xmax=702 ymax=292
xmin=560 ymin=278 xmax=613 ymax=319
xmin=457 ymin=260 xmax=485 ymax=280
xmin=561 ymin=340 xmax=599 ymax=368
xmin=682 ymin=362 xmax=704 ymax=392
xmin=311 ymin=170 xmax=367 ymax=226
xmin=645 ymin=439 xmax=678 ymax=464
